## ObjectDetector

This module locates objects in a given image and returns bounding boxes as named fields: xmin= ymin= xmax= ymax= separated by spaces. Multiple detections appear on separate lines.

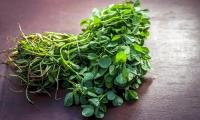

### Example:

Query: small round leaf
xmin=82 ymin=105 xmax=94 ymax=117
xmin=64 ymin=92 xmax=73 ymax=107
xmin=115 ymin=51 xmax=127 ymax=63
xmin=83 ymin=72 xmax=94 ymax=81
xmin=112 ymin=96 xmax=124 ymax=107
xmin=98 ymin=57 xmax=112 ymax=68
xmin=107 ymin=91 xmax=116 ymax=100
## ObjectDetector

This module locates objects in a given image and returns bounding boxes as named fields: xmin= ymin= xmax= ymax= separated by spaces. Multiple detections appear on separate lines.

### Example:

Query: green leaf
xmin=125 ymin=90 xmax=139 ymax=101
xmin=95 ymin=68 xmax=107 ymax=79
xmin=74 ymin=94 xmax=80 ymax=105
xmin=133 ymin=44 xmax=143 ymax=52
xmin=114 ymin=73 xmax=127 ymax=86
xmin=115 ymin=51 xmax=127 ymax=64
xmin=128 ymin=71 xmax=134 ymax=81
xmin=87 ymin=91 xmax=98 ymax=97
xmin=95 ymin=87 xmax=104 ymax=94
xmin=107 ymin=91 xmax=116 ymax=100
xmin=83 ymin=72 xmax=94 ymax=81
xmin=112 ymin=96 xmax=124 ymax=107
xmin=136 ymin=78 xmax=142 ymax=84
xmin=89 ymin=98 xmax=100 ymax=107
xmin=141 ymin=60 xmax=151 ymax=71
xmin=112 ymin=35 xmax=121 ymax=41
xmin=64 ymin=92 xmax=73 ymax=107
xmin=133 ymin=44 xmax=149 ymax=54
xmin=121 ymin=46 xmax=130 ymax=55
xmin=94 ymin=79 xmax=104 ymax=87
xmin=99 ymin=104 xmax=107 ymax=112
xmin=133 ymin=83 xmax=140 ymax=89
xmin=80 ymin=18 xmax=88 ymax=26
xmin=101 ymin=97 xmax=109 ymax=104
xmin=82 ymin=105 xmax=94 ymax=117
xmin=84 ymin=81 xmax=93 ymax=87
xmin=80 ymin=96 xmax=88 ymax=104
xmin=122 ymin=67 xmax=129 ymax=78
xmin=105 ymin=76 xmax=113 ymax=88
xmin=87 ymin=53 xmax=98 ymax=60
xmin=79 ymin=67 xmax=88 ymax=74
xmin=95 ymin=108 xmax=105 ymax=118
xmin=98 ymin=57 xmax=112 ymax=68
xmin=93 ymin=16 xmax=101 ymax=25
xmin=109 ymin=65 xmax=115 ymax=76
xmin=125 ymin=35 xmax=135 ymax=43
xmin=107 ymin=42 xmax=118 ymax=48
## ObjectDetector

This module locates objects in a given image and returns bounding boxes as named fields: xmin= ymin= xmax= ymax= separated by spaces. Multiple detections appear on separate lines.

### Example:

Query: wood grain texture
xmin=0 ymin=0 xmax=200 ymax=120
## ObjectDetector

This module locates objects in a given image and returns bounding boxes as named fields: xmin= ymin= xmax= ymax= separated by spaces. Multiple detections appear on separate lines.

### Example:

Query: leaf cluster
xmin=63 ymin=0 xmax=151 ymax=118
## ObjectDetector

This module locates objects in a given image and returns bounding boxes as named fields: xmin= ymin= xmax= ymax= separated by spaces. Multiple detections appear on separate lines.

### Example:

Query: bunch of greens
xmin=63 ymin=0 xmax=150 ymax=119
xmin=8 ymin=0 xmax=150 ymax=119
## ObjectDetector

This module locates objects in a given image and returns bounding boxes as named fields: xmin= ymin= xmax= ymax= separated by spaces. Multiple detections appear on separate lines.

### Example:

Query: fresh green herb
xmin=8 ymin=0 xmax=150 ymax=118
xmin=63 ymin=0 xmax=151 ymax=119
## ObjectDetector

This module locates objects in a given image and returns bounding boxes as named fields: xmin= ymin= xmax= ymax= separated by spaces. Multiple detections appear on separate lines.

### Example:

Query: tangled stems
xmin=8 ymin=32 xmax=80 ymax=102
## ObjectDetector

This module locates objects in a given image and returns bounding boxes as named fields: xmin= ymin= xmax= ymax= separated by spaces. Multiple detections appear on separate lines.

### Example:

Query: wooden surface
xmin=1 ymin=0 xmax=200 ymax=120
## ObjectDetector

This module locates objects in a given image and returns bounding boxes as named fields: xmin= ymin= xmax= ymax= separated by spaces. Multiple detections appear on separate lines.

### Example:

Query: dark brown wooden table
xmin=1 ymin=0 xmax=200 ymax=120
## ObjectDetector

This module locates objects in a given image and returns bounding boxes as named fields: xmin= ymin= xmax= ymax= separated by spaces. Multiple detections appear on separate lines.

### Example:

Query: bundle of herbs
xmin=63 ymin=0 xmax=150 ymax=118
xmin=8 ymin=0 xmax=150 ymax=119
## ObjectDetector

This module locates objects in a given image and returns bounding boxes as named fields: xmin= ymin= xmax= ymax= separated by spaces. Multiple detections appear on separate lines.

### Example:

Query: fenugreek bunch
xmin=8 ymin=0 xmax=150 ymax=119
